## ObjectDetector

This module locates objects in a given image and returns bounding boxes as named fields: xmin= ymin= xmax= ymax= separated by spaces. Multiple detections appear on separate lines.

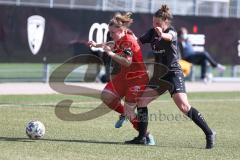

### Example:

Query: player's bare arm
xmin=88 ymin=40 xmax=115 ymax=49
xmin=102 ymin=44 xmax=132 ymax=67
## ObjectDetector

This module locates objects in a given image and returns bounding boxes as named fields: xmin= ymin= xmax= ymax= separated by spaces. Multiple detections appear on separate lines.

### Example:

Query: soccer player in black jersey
xmin=125 ymin=5 xmax=216 ymax=149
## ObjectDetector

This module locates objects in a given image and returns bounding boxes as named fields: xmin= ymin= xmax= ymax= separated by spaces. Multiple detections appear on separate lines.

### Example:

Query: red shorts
xmin=104 ymin=73 xmax=149 ymax=103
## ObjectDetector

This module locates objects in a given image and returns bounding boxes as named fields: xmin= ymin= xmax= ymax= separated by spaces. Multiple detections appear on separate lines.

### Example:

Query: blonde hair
xmin=109 ymin=12 xmax=133 ymax=28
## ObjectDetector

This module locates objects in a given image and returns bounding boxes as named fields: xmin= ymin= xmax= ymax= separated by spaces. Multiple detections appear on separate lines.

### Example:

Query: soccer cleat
xmin=206 ymin=130 xmax=216 ymax=149
xmin=125 ymin=136 xmax=147 ymax=145
xmin=216 ymin=64 xmax=226 ymax=72
xmin=146 ymin=133 xmax=156 ymax=146
xmin=115 ymin=115 xmax=127 ymax=128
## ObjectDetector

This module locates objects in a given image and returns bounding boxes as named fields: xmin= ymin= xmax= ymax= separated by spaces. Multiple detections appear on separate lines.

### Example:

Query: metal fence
xmin=0 ymin=0 xmax=239 ymax=18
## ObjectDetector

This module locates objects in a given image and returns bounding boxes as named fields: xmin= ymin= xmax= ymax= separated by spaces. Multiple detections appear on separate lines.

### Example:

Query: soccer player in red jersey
xmin=89 ymin=12 xmax=154 ymax=145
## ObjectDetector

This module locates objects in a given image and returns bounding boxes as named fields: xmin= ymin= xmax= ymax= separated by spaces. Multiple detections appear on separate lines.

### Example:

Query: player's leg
xmin=198 ymin=51 xmax=218 ymax=67
xmin=172 ymin=93 xmax=216 ymax=149
xmin=124 ymin=76 xmax=150 ymax=132
xmin=133 ymin=75 xmax=173 ymax=145
xmin=122 ymin=104 xmax=155 ymax=145
xmin=102 ymin=76 xmax=130 ymax=128
xmin=185 ymin=54 xmax=208 ymax=79
xmin=123 ymin=102 xmax=138 ymax=131
xmin=101 ymin=78 xmax=125 ymax=115
xmin=115 ymin=114 xmax=127 ymax=128
xmin=124 ymin=89 xmax=157 ymax=145
xmin=201 ymin=51 xmax=226 ymax=71
xmin=124 ymin=76 xmax=156 ymax=145
xmin=115 ymin=74 xmax=150 ymax=129
xmin=125 ymin=70 xmax=175 ymax=145
xmin=125 ymin=84 xmax=159 ymax=145
xmin=170 ymin=70 xmax=216 ymax=149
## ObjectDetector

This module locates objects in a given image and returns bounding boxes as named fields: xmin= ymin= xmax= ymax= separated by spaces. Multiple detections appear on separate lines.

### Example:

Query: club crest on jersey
xmin=129 ymin=85 xmax=141 ymax=95
xmin=119 ymin=41 xmax=132 ymax=50
xmin=27 ymin=15 xmax=45 ymax=55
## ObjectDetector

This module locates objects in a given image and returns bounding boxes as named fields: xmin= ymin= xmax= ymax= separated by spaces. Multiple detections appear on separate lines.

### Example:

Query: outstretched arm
xmin=102 ymin=45 xmax=132 ymax=67
xmin=88 ymin=41 xmax=115 ymax=49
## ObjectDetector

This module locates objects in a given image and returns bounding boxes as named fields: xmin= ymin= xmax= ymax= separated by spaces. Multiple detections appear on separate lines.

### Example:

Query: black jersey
xmin=139 ymin=26 xmax=181 ymax=71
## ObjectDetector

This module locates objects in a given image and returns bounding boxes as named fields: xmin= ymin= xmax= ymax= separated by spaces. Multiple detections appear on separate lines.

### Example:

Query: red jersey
xmin=114 ymin=32 xmax=147 ymax=80
xmin=104 ymin=32 xmax=149 ymax=103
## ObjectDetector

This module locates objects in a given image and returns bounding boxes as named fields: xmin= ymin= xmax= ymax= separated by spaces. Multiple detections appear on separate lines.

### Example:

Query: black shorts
xmin=148 ymin=69 xmax=186 ymax=96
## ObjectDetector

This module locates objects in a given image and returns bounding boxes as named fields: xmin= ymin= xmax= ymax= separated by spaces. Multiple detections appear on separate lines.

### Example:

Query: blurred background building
xmin=0 ymin=0 xmax=239 ymax=18
xmin=0 ymin=0 xmax=239 ymax=83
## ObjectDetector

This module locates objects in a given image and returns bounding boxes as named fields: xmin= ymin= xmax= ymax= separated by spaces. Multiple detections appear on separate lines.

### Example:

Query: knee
xmin=101 ymin=90 xmax=115 ymax=104
xmin=137 ymin=97 xmax=149 ymax=108
xmin=178 ymin=103 xmax=190 ymax=114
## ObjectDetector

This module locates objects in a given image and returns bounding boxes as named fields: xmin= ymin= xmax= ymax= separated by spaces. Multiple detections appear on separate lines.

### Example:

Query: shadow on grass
xmin=0 ymin=136 xmax=122 ymax=145
xmin=0 ymin=137 xmax=35 ymax=142
xmin=0 ymin=136 xmax=204 ymax=149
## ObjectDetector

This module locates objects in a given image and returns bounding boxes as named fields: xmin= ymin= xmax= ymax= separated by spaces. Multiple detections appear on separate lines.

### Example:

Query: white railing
xmin=0 ymin=0 xmax=239 ymax=18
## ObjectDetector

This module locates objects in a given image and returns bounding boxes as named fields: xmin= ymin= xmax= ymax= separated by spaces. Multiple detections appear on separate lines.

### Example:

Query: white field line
xmin=0 ymin=98 xmax=240 ymax=108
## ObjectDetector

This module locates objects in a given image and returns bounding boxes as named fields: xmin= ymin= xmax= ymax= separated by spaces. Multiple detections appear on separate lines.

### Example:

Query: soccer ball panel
xmin=26 ymin=120 xmax=45 ymax=139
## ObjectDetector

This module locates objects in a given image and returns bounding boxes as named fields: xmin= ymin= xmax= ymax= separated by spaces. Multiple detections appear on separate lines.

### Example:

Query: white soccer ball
xmin=26 ymin=120 xmax=45 ymax=139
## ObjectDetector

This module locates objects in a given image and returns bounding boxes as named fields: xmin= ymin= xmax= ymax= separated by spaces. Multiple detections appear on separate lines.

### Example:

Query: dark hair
xmin=154 ymin=5 xmax=173 ymax=20
xmin=109 ymin=12 xmax=133 ymax=28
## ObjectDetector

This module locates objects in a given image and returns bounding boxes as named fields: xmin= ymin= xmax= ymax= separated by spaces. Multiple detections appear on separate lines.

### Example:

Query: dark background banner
xmin=0 ymin=5 xmax=239 ymax=64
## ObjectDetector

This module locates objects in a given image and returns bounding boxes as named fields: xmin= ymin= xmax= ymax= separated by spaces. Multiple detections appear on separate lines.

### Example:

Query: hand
xmin=102 ymin=44 xmax=115 ymax=56
xmin=154 ymin=27 xmax=163 ymax=37
xmin=105 ymin=41 xmax=115 ymax=50
xmin=102 ymin=44 xmax=112 ymax=53
xmin=88 ymin=41 xmax=97 ymax=47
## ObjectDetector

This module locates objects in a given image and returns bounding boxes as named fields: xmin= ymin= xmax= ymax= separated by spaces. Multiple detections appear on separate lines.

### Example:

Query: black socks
xmin=187 ymin=107 xmax=212 ymax=136
xmin=137 ymin=106 xmax=212 ymax=139
xmin=137 ymin=107 xmax=148 ymax=138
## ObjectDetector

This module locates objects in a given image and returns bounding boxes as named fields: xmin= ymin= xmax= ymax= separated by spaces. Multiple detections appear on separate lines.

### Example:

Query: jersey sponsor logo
xmin=27 ymin=15 xmax=45 ymax=55
xmin=88 ymin=23 xmax=108 ymax=52
xmin=154 ymin=49 xmax=165 ymax=54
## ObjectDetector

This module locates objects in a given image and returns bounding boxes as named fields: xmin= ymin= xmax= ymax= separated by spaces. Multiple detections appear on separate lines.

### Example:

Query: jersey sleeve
xmin=167 ymin=29 xmax=177 ymax=42
xmin=139 ymin=29 xmax=153 ymax=44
